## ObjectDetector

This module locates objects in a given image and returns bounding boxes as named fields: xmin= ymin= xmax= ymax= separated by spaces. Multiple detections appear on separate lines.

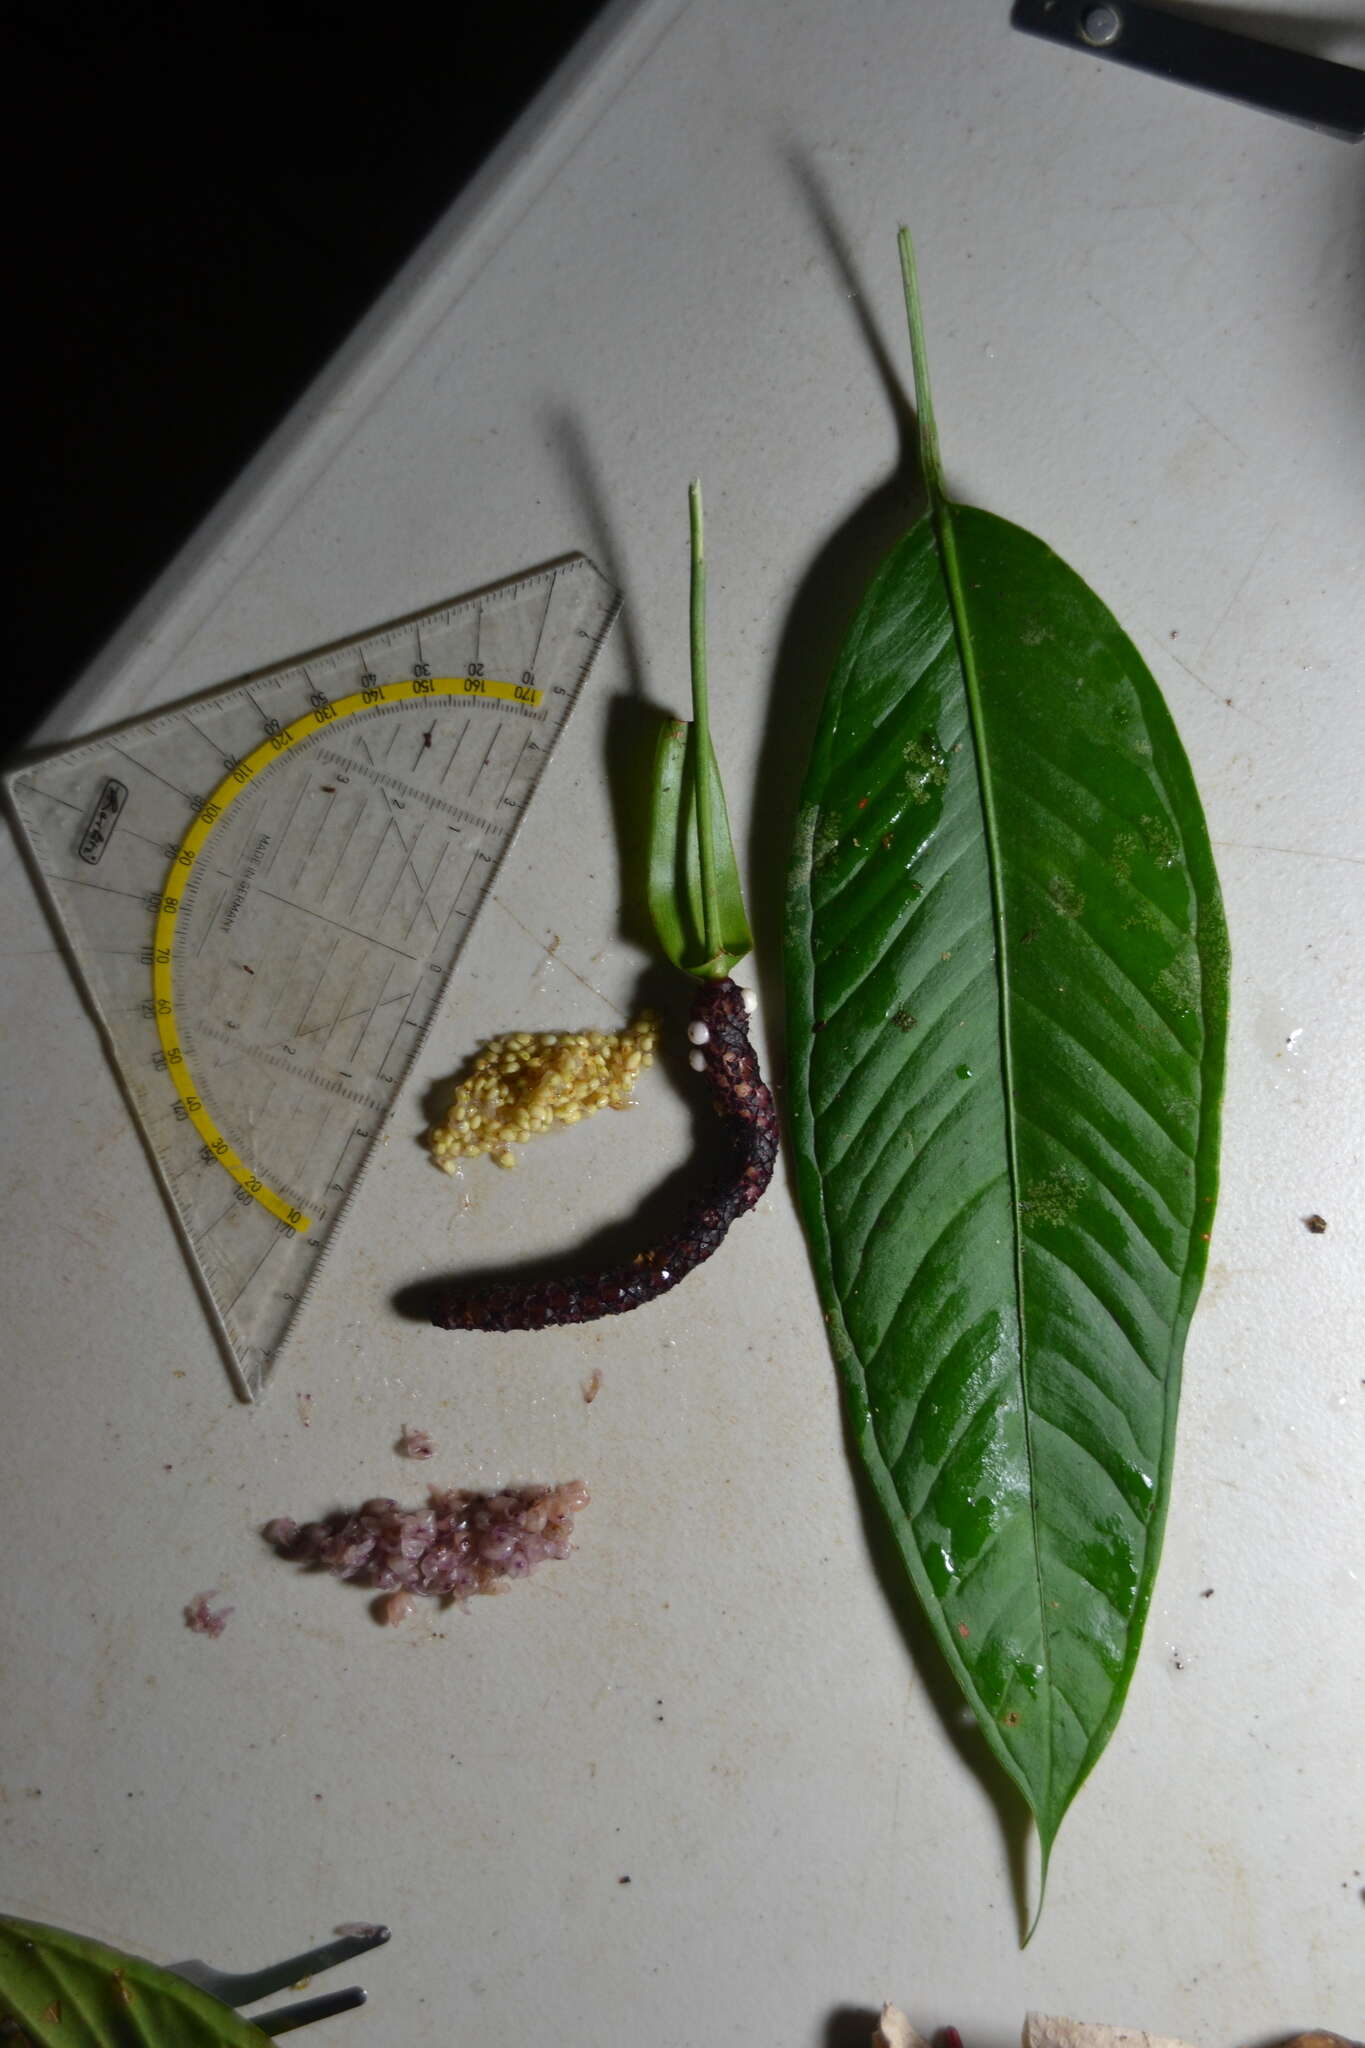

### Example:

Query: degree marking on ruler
xmin=151 ymin=673 xmax=542 ymax=1232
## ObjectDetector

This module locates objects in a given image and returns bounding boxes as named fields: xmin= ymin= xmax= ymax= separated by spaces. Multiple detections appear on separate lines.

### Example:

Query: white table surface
xmin=3 ymin=2 xmax=1363 ymax=2041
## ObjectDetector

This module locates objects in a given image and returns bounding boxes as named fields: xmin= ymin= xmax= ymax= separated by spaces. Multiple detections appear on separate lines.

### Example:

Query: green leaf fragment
xmin=0 ymin=1917 xmax=272 ymax=2046
xmin=783 ymin=233 xmax=1228 ymax=1885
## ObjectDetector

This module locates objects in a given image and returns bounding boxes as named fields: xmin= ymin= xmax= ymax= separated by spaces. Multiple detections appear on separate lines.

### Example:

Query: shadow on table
xmin=545 ymin=404 xmax=675 ymax=963
xmin=825 ymin=2009 xmax=887 ymax=2048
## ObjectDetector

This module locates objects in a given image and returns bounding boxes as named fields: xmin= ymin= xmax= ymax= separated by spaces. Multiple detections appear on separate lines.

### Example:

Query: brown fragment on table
xmin=1024 ymin=2016 xmax=1194 ymax=2048
xmin=583 ymin=1368 xmax=603 ymax=1404
xmin=871 ymin=2007 xmax=930 ymax=2048
xmin=1023 ymin=2023 xmax=1356 ymax=2048
xmin=1270 ymin=2035 xmax=1364 ymax=2048
xmin=1304 ymin=1213 xmax=1328 ymax=1233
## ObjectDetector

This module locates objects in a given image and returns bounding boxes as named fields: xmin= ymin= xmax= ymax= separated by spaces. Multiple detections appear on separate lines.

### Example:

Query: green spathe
xmin=647 ymin=481 xmax=753 ymax=982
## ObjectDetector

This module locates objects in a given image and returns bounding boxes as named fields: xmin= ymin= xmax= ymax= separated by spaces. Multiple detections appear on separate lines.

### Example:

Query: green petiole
xmin=688 ymin=480 xmax=722 ymax=965
xmin=897 ymin=224 xmax=944 ymax=512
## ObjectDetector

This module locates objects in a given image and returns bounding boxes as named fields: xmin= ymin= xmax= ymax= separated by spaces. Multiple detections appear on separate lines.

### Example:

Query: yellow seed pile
xmin=428 ymin=1014 xmax=659 ymax=1171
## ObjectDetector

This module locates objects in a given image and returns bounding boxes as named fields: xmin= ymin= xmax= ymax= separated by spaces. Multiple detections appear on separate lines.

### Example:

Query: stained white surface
xmin=2 ymin=1 xmax=1363 ymax=2041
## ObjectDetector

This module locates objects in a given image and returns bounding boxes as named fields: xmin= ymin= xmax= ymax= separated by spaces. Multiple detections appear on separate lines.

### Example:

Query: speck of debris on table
xmin=184 ymin=1592 xmax=234 ymax=1638
xmin=1304 ymin=1213 xmax=1328 ymax=1233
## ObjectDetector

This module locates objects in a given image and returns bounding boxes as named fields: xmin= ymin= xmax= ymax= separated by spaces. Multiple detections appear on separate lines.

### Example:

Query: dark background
xmin=7 ymin=1 xmax=611 ymax=760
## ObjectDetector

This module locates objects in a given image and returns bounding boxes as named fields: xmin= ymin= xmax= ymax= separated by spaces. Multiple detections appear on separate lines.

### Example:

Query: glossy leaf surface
xmin=785 ymin=487 xmax=1228 ymax=1862
xmin=0 ymin=1918 xmax=270 ymax=2047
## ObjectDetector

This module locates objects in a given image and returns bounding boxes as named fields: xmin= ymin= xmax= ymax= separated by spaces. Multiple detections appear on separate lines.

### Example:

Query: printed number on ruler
xmin=152 ymin=674 xmax=542 ymax=1230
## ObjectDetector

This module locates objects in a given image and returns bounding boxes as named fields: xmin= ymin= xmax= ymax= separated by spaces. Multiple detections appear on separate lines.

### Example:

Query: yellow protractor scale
xmin=6 ymin=556 xmax=620 ymax=1397
xmin=150 ymin=674 xmax=543 ymax=1233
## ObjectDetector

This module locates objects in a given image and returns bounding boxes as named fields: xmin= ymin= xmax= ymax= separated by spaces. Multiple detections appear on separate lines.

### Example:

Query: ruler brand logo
xmin=78 ymin=778 xmax=128 ymax=865
xmin=220 ymin=832 xmax=273 ymax=933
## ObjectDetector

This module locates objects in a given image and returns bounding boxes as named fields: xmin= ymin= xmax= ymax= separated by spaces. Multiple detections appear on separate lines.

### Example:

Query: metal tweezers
xmin=169 ymin=1924 xmax=390 ymax=2035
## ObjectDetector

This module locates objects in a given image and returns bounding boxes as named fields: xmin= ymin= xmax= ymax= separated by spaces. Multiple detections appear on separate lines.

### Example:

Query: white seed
xmin=741 ymin=987 xmax=758 ymax=1014
xmin=689 ymin=1049 xmax=707 ymax=1072
xmin=687 ymin=1020 xmax=711 ymax=1046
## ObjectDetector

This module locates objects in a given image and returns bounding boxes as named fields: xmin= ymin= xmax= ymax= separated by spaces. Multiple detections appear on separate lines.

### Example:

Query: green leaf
xmin=647 ymin=715 xmax=752 ymax=980
xmin=783 ymin=232 xmax=1228 ymax=1884
xmin=645 ymin=481 xmax=753 ymax=981
xmin=0 ymin=1918 xmax=272 ymax=2047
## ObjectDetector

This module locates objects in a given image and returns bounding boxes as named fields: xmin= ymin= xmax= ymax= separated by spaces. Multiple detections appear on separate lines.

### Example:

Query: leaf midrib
xmin=933 ymin=494 xmax=1055 ymax=1830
